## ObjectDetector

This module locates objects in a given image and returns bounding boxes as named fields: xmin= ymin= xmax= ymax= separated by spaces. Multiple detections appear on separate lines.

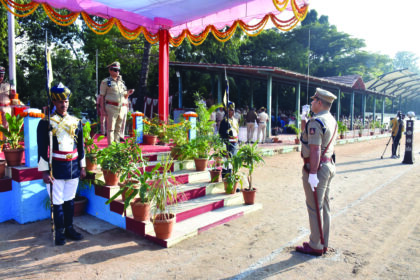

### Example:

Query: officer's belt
xmin=0 ymin=102 xmax=10 ymax=106
xmin=106 ymin=101 xmax=127 ymax=107
xmin=228 ymin=136 xmax=238 ymax=143
xmin=303 ymin=157 xmax=332 ymax=164
xmin=52 ymin=149 xmax=78 ymax=161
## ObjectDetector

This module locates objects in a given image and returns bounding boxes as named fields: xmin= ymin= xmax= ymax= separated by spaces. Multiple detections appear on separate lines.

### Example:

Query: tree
xmin=393 ymin=51 xmax=420 ymax=73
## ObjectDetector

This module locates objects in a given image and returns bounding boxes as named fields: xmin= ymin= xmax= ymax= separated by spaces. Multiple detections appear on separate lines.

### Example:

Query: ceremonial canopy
xmin=1 ymin=0 xmax=309 ymax=119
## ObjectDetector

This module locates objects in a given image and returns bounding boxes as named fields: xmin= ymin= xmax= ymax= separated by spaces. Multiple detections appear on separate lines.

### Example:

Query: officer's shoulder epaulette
xmin=305 ymin=117 xmax=326 ymax=134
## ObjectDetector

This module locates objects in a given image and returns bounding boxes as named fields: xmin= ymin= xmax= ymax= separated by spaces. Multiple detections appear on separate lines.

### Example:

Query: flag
xmin=223 ymin=68 xmax=229 ymax=109
xmin=46 ymin=47 xmax=53 ymax=97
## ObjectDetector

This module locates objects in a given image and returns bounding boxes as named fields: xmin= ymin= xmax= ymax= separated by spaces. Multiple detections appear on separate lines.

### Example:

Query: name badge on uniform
xmin=310 ymin=127 xmax=316 ymax=135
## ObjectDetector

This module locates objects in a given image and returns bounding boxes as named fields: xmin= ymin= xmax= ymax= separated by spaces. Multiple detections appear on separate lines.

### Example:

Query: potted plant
xmin=0 ymin=159 xmax=5 ymax=178
xmin=96 ymin=140 xmax=136 ymax=186
xmin=369 ymin=121 xmax=376 ymax=136
xmin=187 ymin=135 xmax=212 ymax=171
xmin=167 ymin=120 xmax=190 ymax=160
xmin=222 ymin=152 xmax=244 ymax=194
xmin=358 ymin=125 xmax=363 ymax=137
xmin=143 ymin=115 xmax=162 ymax=145
xmin=238 ymin=143 xmax=265 ymax=204
xmin=208 ymin=136 xmax=226 ymax=182
xmin=0 ymin=113 xmax=24 ymax=166
xmin=380 ymin=123 xmax=386 ymax=134
xmin=285 ymin=123 xmax=300 ymax=144
xmin=148 ymin=157 xmax=180 ymax=240
xmin=83 ymin=122 xmax=105 ymax=171
xmin=337 ymin=121 xmax=348 ymax=139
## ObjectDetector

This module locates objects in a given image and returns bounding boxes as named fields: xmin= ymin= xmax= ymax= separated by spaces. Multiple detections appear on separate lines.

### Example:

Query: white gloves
xmin=308 ymin=173 xmax=319 ymax=192
xmin=301 ymin=104 xmax=310 ymax=121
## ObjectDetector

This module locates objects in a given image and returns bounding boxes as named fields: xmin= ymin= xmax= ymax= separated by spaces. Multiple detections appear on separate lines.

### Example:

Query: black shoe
xmin=65 ymin=226 xmax=84 ymax=241
xmin=236 ymin=188 xmax=240 ymax=193
xmin=120 ymin=137 xmax=125 ymax=143
xmin=55 ymin=228 xmax=66 ymax=246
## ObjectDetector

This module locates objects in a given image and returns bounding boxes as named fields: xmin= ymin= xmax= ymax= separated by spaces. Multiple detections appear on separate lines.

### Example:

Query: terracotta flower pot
xmin=294 ymin=138 xmax=300 ymax=144
xmin=74 ymin=196 xmax=88 ymax=217
xmin=340 ymin=134 xmax=345 ymax=139
xmin=0 ymin=160 xmax=5 ymax=179
xmin=152 ymin=213 xmax=175 ymax=240
xmin=86 ymin=155 xmax=97 ymax=171
xmin=143 ymin=134 xmax=158 ymax=145
xmin=4 ymin=148 xmax=24 ymax=166
xmin=209 ymin=169 xmax=222 ymax=182
xmin=194 ymin=158 xmax=208 ymax=171
xmin=224 ymin=181 xmax=239 ymax=194
xmin=242 ymin=188 xmax=257 ymax=205
xmin=370 ymin=132 xmax=374 ymax=136
xmin=102 ymin=169 xmax=120 ymax=186
xmin=130 ymin=199 xmax=151 ymax=222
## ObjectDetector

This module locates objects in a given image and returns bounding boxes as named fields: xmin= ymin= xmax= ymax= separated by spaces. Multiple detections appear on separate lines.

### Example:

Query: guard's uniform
xmin=37 ymin=83 xmax=85 ymax=245
xmin=301 ymin=111 xmax=337 ymax=251
xmin=100 ymin=75 xmax=128 ymax=144
xmin=219 ymin=113 xmax=239 ymax=157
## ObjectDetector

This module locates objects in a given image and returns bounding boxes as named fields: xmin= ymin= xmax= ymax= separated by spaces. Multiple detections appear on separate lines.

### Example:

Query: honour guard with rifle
xmin=296 ymin=88 xmax=337 ymax=256
xmin=37 ymin=83 xmax=86 ymax=246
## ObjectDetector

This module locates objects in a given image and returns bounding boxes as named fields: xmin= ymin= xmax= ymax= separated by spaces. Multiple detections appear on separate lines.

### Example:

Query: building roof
xmin=170 ymin=62 xmax=387 ymax=97
xmin=323 ymin=75 xmax=366 ymax=90
xmin=365 ymin=69 xmax=420 ymax=100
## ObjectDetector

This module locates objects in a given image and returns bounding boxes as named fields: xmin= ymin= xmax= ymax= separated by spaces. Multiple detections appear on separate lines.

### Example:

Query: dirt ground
xmin=1 ymin=134 xmax=420 ymax=280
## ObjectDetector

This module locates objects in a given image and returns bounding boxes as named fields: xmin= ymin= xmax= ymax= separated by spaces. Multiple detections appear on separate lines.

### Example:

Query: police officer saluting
xmin=99 ymin=62 xmax=134 ymax=145
xmin=37 ymin=83 xmax=86 ymax=245
xmin=296 ymin=88 xmax=337 ymax=256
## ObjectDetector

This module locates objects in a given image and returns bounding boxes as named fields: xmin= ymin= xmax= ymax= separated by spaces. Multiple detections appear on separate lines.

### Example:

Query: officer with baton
xmin=296 ymin=88 xmax=337 ymax=256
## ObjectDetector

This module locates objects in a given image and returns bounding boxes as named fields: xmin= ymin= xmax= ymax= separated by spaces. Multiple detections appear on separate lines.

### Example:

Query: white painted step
xmin=146 ymin=203 xmax=263 ymax=247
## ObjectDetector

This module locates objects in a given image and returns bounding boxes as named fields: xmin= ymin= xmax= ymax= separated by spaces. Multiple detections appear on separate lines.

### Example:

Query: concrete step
xmin=94 ymin=169 xmax=214 ymax=200
xmin=145 ymin=203 xmax=263 ymax=248
xmin=110 ymin=179 xmax=229 ymax=217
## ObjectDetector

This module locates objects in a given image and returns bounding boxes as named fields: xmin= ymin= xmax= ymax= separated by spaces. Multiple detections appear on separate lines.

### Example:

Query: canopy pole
xmin=8 ymin=10 xmax=16 ymax=89
xmin=336 ymin=88 xmax=341 ymax=121
xmin=296 ymin=82 xmax=301 ymax=130
xmin=381 ymin=96 xmax=385 ymax=125
xmin=267 ymin=74 xmax=272 ymax=138
xmin=158 ymin=29 xmax=169 ymax=122
xmin=217 ymin=73 xmax=222 ymax=104
xmin=350 ymin=91 xmax=355 ymax=130
xmin=362 ymin=94 xmax=366 ymax=127
xmin=373 ymin=96 xmax=376 ymax=123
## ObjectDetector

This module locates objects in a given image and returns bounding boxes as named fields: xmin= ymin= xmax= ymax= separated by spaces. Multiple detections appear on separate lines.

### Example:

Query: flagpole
xmin=45 ymin=30 xmax=55 ymax=245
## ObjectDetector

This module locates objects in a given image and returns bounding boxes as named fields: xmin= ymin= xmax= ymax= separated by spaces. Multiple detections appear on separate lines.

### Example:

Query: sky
xmin=308 ymin=0 xmax=420 ymax=61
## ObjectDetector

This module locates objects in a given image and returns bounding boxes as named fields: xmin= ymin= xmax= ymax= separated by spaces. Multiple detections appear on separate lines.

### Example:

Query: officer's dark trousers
xmin=392 ymin=134 xmax=401 ymax=156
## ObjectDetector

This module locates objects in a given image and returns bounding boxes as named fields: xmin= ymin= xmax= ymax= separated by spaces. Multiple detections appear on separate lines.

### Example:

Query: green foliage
xmin=209 ymin=135 xmax=227 ymax=169
xmin=166 ymin=120 xmax=190 ymax=146
xmin=0 ymin=113 xmax=24 ymax=149
xmin=193 ymin=92 xmax=222 ymax=137
xmin=82 ymin=122 xmax=104 ymax=163
xmin=143 ymin=115 xmax=163 ymax=136
xmin=223 ymin=153 xmax=244 ymax=193
xmin=337 ymin=121 xmax=348 ymax=135
xmin=238 ymin=143 xmax=265 ymax=189
xmin=285 ymin=124 xmax=300 ymax=137
xmin=97 ymin=137 xmax=143 ymax=175
xmin=180 ymin=135 xmax=212 ymax=160
xmin=148 ymin=157 xmax=181 ymax=221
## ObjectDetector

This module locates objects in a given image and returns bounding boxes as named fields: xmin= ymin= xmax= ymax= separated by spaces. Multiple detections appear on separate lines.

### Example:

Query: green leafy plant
xmin=285 ymin=123 xmax=300 ymax=139
xmin=193 ymin=92 xmax=222 ymax=137
xmin=238 ymin=143 xmax=265 ymax=190
xmin=143 ymin=115 xmax=163 ymax=136
xmin=0 ymin=113 xmax=24 ymax=150
xmin=223 ymin=153 xmax=244 ymax=193
xmin=82 ymin=121 xmax=105 ymax=163
xmin=337 ymin=121 xmax=348 ymax=135
xmin=148 ymin=157 xmax=181 ymax=222
xmin=209 ymin=135 xmax=226 ymax=169
xmin=180 ymin=135 xmax=213 ymax=160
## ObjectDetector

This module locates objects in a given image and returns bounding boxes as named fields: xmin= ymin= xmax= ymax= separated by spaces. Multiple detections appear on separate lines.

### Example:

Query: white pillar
xmin=8 ymin=10 xmax=16 ymax=88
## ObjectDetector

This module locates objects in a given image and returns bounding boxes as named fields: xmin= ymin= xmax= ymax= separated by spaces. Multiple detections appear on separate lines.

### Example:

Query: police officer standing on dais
xmin=99 ymin=62 xmax=134 ymax=145
xmin=296 ymin=88 xmax=337 ymax=256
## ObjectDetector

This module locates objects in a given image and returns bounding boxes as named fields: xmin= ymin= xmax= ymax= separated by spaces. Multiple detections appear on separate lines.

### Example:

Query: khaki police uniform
xmin=100 ymin=75 xmax=128 ymax=145
xmin=257 ymin=108 xmax=269 ymax=143
xmin=300 ymin=89 xmax=337 ymax=252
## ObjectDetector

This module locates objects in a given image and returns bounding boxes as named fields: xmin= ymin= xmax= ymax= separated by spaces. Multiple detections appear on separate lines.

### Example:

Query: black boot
xmin=63 ymin=200 xmax=84 ymax=241
xmin=53 ymin=205 xmax=66 ymax=246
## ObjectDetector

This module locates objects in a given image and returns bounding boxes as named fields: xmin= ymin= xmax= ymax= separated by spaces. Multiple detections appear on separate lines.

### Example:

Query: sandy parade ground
xmin=1 ymin=133 xmax=420 ymax=280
